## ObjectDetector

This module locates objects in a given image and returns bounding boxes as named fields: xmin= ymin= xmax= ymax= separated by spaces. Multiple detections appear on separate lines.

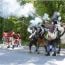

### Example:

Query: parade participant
xmin=2 ymin=32 xmax=7 ymax=44
xmin=45 ymin=24 xmax=57 ymax=56
xmin=12 ymin=32 xmax=22 ymax=48
xmin=29 ymin=26 xmax=37 ymax=39
xmin=46 ymin=40 xmax=56 ymax=56
xmin=6 ymin=31 xmax=15 ymax=48
xmin=14 ymin=33 xmax=21 ymax=46
xmin=52 ymin=11 xmax=61 ymax=25
xmin=17 ymin=33 xmax=22 ymax=46
xmin=43 ymin=13 xmax=50 ymax=24
xmin=2 ymin=31 xmax=11 ymax=48
xmin=29 ymin=26 xmax=38 ymax=53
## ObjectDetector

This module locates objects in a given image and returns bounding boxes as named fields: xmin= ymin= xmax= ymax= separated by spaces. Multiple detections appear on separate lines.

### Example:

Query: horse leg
xmin=45 ymin=42 xmax=51 ymax=56
xmin=29 ymin=41 xmax=32 ymax=53
xmin=44 ymin=45 xmax=47 ymax=53
xmin=36 ymin=43 xmax=40 ymax=54
xmin=57 ymin=44 xmax=61 ymax=54
xmin=35 ymin=43 xmax=38 ymax=52
xmin=45 ymin=45 xmax=50 ymax=56
xmin=35 ymin=42 xmax=39 ymax=54
xmin=52 ymin=48 xmax=56 ymax=56
xmin=52 ymin=43 xmax=56 ymax=56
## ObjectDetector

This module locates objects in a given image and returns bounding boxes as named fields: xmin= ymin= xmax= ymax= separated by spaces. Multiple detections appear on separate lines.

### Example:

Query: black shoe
xmin=7 ymin=45 xmax=10 ymax=48
xmin=50 ymin=49 xmax=52 ymax=52
xmin=52 ymin=52 xmax=56 ymax=56
xmin=12 ymin=45 xmax=15 ymax=49
xmin=35 ymin=49 xmax=38 ymax=52
xmin=57 ymin=51 xmax=60 ymax=54
xmin=37 ymin=52 xmax=40 ymax=54
xmin=45 ymin=52 xmax=50 ymax=56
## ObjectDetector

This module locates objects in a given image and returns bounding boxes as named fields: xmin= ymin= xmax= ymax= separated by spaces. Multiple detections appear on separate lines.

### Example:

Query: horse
xmin=29 ymin=26 xmax=48 ymax=54
xmin=45 ymin=23 xmax=65 ymax=56
xmin=55 ymin=24 xmax=65 ymax=54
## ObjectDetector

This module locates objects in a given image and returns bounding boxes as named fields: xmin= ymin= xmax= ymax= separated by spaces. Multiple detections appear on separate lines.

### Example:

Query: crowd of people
xmin=2 ymin=31 xmax=21 ymax=49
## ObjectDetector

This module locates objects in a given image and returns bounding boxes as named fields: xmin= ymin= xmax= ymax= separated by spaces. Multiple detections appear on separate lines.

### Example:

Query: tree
xmin=34 ymin=0 xmax=65 ymax=21
xmin=0 ymin=17 xmax=3 ymax=42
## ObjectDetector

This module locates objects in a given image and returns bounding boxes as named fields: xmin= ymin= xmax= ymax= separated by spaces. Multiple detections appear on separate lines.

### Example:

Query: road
xmin=0 ymin=46 xmax=65 ymax=65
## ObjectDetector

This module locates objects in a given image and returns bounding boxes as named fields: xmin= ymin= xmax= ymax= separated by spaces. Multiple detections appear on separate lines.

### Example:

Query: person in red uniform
xmin=13 ymin=33 xmax=21 ymax=48
xmin=7 ymin=31 xmax=15 ymax=48
xmin=2 ymin=32 xmax=7 ymax=44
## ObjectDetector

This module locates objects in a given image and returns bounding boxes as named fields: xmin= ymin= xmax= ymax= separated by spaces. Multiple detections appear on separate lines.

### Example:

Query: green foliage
xmin=3 ymin=19 xmax=14 ymax=32
xmin=34 ymin=0 xmax=65 ymax=22
xmin=17 ymin=17 xmax=31 ymax=41
xmin=34 ymin=1 xmax=48 ymax=16
xmin=0 ymin=17 xmax=3 ymax=41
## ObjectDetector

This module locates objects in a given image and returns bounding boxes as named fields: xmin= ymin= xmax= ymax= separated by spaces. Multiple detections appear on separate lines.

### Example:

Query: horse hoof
xmin=57 ymin=51 xmax=60 ymax=54
xmin=35 ymin=50 xmax=38 ymax=52
xmin=45 ymin=53 xmax=50 ymax=56
xmin=37 ymin=52 xmax=40 ymax=54
xmin=7 ymin=46 xmax=10 ymax=48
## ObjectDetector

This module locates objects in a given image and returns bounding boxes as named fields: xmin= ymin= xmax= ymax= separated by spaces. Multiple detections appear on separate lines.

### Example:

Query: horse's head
xmin=56 ymin=24 xmax=65 ymax=35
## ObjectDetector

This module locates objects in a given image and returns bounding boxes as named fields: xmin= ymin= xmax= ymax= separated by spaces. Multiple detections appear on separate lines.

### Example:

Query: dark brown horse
xmin=29 ymin=27 xmax=48 ymax=54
